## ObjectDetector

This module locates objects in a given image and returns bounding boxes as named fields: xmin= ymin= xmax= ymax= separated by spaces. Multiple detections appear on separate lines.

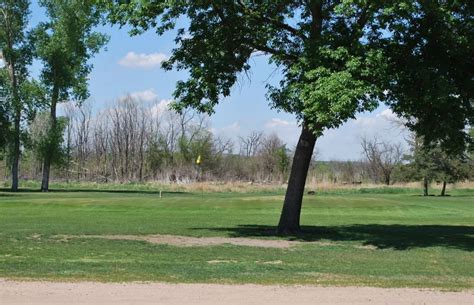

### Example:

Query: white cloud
xmin=221 ymin=122 xmax=241 ymax=134
xmin=118 ymin=52 xmax=168 ymax=69
xmin=377 ymin=108 xmax=397 ymax=121
xmin=259 ymin=110 xmax=408 ymax=161
xmin=354 ymin=109 xmax=398 ymax=127
xmin=265 ymin=118 xmax=297 ymax=129
xmin=130 ymin=89 xmax=158 ymax=102
xmin=264 ymin=118 xmax=300 ymax=148
xmin=119 ymin=89 xmax=159 ymax=102
xmin=150 ymin=99 xmax=173 ymax=117
xmin=251 ymin=50 xmax=266 ymax=57
xmin=211 ymin=122 xmax=241 ymax=140
xmin=354 ymin=116 xmax=377 ymax=127
xmin=318 ymin=109 xmax=408 ymax=160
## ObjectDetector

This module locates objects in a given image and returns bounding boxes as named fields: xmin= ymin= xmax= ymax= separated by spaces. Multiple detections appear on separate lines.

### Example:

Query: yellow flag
xmin=196 ymin=154 xmax=201 ymax=165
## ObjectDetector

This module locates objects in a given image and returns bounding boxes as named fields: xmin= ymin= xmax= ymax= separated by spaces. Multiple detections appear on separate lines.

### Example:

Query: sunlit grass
xmin=0 ymin=186 xmax=472 ymax=289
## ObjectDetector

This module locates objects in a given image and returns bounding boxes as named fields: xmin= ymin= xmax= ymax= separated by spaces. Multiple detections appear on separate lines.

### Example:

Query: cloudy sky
xmin=29 ymin=3 xmax=408 ymax=160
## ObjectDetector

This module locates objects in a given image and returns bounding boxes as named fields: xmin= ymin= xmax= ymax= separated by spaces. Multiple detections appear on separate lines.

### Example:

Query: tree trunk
xmin=423 ymin=177 xmax=429 ymax=196
xmin=7 ymin=56 xmax=21 ymax=192
xmin=440 ymin=180 xmax=447 ymax=196
xmin=41 ymin=86 xmax=59 ymax=192
xmin=41 ymin=160 xmax=51 ymax=192
xmin=277 ymin=123 xmax=317 ymax=235
xmin=11 ymin=110 xmax=21 ymax=191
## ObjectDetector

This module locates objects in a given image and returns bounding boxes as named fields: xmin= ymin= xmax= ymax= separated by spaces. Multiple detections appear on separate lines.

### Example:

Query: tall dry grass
xmin=3 ymin=179 xmax=473 ymax=193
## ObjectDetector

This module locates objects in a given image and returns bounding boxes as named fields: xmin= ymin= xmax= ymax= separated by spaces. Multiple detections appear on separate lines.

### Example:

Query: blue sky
xmin=29 ymin=2 xmax=407 ymax=160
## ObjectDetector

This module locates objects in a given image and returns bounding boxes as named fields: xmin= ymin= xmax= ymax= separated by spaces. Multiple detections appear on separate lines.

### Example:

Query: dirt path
xmin=1 ymin=279 xmax=472 ymax=305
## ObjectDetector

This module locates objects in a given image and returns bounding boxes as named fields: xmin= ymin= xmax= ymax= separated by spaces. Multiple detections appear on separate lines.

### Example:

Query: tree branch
xmin=211 ymin=4 xmax=299 ymax=63
xmin=236 ymin=0 xmax=307 ymax=41
xmin=308 ymin=0 xmax=323 ymax=40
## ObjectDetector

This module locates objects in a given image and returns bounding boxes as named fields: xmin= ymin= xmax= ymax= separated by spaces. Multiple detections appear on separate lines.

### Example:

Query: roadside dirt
xmin=1 ymin=279 xmax=472 ymax=305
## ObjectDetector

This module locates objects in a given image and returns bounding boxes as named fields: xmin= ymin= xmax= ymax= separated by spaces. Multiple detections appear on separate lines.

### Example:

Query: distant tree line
xmin=1 ymin=96 xmax=472 ymax=196
xmin=1 ymin=97 xmax=294 ymax=185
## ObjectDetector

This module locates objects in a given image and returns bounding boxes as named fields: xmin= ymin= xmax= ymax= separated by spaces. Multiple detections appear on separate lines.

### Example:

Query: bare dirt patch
xmin=55 ymin=234 xmax=325 ymax=249
xmin=207 ymin=259 xmax=238 ymax=264
xmin=1 ymin=279 xmax=472 ymax=305
xmin=261 ymin=260 xmax=283 ymax=265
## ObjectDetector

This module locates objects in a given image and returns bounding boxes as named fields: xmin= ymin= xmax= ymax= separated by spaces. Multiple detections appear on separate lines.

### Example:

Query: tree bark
xmin=41 ymin=160 xmax=51 ymax=191
xmin=11 ymin=109 xmax=21 ymax=191
xmin=277 ymin=123 xmax=317 ymax=235
xmin=7 ymin=56 xmax=21 ymax=192
xmin=41 ymin=85 xmax=59 ymax=192
xmin=423 ymin=177 xmax=429 ymax=196
xmin=440 ymin=180 xmax=447 ymax=196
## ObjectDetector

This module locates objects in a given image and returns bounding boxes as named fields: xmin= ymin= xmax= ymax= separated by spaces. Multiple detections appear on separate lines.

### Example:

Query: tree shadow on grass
xmin=192 ymin=224 xmax=474 ymax=251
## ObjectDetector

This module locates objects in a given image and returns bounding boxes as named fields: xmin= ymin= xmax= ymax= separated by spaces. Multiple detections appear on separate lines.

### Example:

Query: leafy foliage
xmin=0 ymin=0 xmax=38 ymax=120
xmin=399 ymin=134 xmax=472 ymax=196
xmin=0 ymin=0 xmax=32 ymax=86
xmin=32 ymin=0 xmax=109 ymax=103
xmin=380 ymin=0 xmax=473 ymax=154
xmin=107 ymin=1 xmax=388 ymax=135
xmin=30 ymin=111 xmax=67 ymax=166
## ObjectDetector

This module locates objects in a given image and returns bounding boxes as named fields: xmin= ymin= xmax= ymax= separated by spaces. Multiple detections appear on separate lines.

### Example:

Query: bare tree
xmin=63 ymin=102 xmax=76 ymax=182
xmin=74 ymin=102 xmax=92 ymax=180
xmin=239 ymin=131 xmax=263 ymax=157
xmin=91 ymin=111 xmax=110 ymax=182
xmin=259 ymin=133 xmax=285 ymax=181
xmin=360 ymin=136 xmax=404 ymax=185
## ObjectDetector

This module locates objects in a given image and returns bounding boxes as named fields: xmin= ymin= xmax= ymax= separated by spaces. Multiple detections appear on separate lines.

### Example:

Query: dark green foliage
xmin=276 ymin=145 xmax=290 ymax=178
xmin=401 ymin=134 xmax=472 ymax=195
xmin=32 ymin=0 xmax=109 ymax=103
xmin=0 ymin=0 xmax=32 ymax=82
xmin=177 ymin=131 xmax=213 ymax=167
xmin=107 ymin=1 xmax=387 ymax=134
xmin=146 ymin=138 xmax=170 ymax=176
xmin=106 ymin=0 xmax=472 ymax=151
xmin=380 ymin=0 xmax=473 ymax=154
xmin=30 ymin=112 xmax=68 ymax=166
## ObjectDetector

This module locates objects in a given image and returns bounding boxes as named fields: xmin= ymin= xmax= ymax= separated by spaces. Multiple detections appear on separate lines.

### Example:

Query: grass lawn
xmin=0 ymin=185 xmax=473 ymax=289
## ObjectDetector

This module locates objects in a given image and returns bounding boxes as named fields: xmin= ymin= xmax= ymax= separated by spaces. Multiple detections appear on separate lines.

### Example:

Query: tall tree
xmin=0 ymin=0 xmax=31 ymax=191
xmin=108 ymin=1 xmax=387 ymax=234
xmin=32 ymin=0 xmax=108 ymax=191
xmin=381 ymin=1 xmax=473 ymax=155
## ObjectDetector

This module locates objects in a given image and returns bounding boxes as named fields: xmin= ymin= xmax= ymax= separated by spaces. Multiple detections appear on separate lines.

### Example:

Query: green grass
xmin=0 ymin=185 xmax=473 ymax=289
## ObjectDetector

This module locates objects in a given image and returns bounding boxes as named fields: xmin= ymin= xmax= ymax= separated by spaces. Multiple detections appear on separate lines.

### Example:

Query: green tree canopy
xmin=381 ymin=1 xmax=473 ymax=154
xmin=108 ymin=1 xmax=386 ymax=132
xmin=32 ymin=0 xmax=108 ymax=104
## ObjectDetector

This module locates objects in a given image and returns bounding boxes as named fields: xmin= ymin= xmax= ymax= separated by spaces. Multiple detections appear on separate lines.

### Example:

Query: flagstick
xmin=196 ymin=154 xmax=203 ymax=201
